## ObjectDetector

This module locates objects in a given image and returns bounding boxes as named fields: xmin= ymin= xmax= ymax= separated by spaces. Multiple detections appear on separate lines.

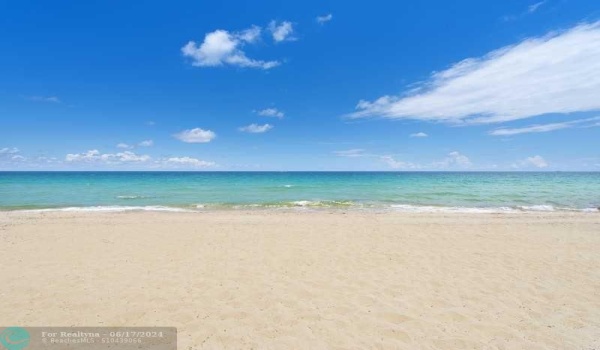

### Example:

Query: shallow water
xmin=1 ymin=171 xmax=599 ymax=212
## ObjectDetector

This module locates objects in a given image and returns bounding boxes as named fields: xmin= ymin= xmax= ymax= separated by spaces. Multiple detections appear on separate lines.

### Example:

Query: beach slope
xmin=1 ymin=211 xmax=599 ymax=349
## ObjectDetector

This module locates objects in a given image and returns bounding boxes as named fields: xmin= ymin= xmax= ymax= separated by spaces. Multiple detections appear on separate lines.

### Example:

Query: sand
xmin=0 ymin=210 xmax=599 ymax=349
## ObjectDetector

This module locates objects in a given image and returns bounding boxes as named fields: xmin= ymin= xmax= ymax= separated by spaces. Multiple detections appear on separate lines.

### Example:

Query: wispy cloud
xmin=116 ymin=140 xmax=154 ymax=149
xmin=410 ymin=132 xmax=428 ymax=138
xmin=490 ymin=117 xmax=600 ymax=136
xmin=182 ymin=26 xmax=279 ymax=69
xmin=27 ymin=96 xmax=61 ymax=103
xmin=116 ymin=143 xmax=133 ymax=149
xmin=268 ymin=21 xmax=295 ymax=42
xmin=333 ymin=149 xmax=366 ymax=157
xmin=502 ymin=1 xmax=547 ymax=21
xmin=0 ymin=147 xmax=19 ymax=155
xmin=138 ymin=140 xmax=154 ymax=147
xmin=164 ymin=157 xmax=215 ymax=168
xmin=257 ymin=108 xmax=285 ymax=119
xmin=528 ymin=1 xmax=547 ymax=13
xmin=239 ymin=123 xmax=273 ymax=133
xmin=65 ymin=150 xmax=150 ymax=163
xmin=173 ymin=128 xmax=216 ymax=143
xmin=316 ymin=14 xmax=333 ymax=24
xmin=348 ymin=22 xmax=600 ymax=125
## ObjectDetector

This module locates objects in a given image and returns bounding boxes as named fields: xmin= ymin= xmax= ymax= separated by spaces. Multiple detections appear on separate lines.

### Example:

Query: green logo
xmin=0 ymin=328 xmax=30 ymax=350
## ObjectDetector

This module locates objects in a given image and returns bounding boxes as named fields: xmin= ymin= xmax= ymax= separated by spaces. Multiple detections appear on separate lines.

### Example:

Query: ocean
xmin=0 ymin=171 xmax=599 ymax=212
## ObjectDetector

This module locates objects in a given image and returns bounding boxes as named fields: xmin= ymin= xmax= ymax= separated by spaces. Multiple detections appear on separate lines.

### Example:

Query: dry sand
xmin=0 ymin=210 xmax=599 ymax=349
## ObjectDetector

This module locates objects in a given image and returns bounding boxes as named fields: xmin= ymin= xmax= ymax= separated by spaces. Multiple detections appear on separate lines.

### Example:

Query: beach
xmin=1 ymin=210 xmax=599 ymax=349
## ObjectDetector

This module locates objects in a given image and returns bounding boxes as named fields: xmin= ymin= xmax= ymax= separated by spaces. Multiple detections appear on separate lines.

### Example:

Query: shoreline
xmin=2 ymin=203 xmax=599 ymax=214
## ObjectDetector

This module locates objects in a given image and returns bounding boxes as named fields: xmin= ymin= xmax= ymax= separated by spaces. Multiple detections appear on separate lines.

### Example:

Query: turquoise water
xmin=0 ymin=172 xmax=599 ymax=212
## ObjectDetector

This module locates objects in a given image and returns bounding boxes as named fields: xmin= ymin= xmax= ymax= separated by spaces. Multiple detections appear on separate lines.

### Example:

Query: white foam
xmin=291 ymin=200 xmax=314 ymax=207
xmin=282 ymin=185 xmax=294 ymax=188
xmin=23 ymin=206 xmax=193 ymax=213
xmin=389 ymin=204 xmax=516 ymax=213
xmin=518 ymin=205 xmax=555 ymax=211
xmin=116 ymin=195 xmax=147 ymax=199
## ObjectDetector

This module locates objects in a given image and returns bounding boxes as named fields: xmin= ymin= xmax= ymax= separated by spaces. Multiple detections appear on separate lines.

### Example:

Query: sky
xmin=1 ymin=0 xmax=599 ymax=171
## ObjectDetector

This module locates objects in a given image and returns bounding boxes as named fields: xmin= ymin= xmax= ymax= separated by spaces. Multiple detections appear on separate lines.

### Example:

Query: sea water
xmin=0 ymin=171 xmax=599 ymax=212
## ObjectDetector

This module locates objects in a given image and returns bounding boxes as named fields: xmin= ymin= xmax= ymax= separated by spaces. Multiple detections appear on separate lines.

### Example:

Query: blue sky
xmin=1 ymin=0 xmax=599 ymax=171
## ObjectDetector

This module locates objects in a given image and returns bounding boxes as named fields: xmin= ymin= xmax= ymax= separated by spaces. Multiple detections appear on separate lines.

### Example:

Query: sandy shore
xmin=1 ymin=210 xmax=599 ymax=349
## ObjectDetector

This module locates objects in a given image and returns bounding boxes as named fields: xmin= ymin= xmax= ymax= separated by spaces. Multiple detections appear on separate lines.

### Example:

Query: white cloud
xmin=410 ymin=132 xmax=428 ymax=138
xmin=503 ymin=1 xmax=547 ymax=21
xmin=513 ymin=155 xmax=549 ymax=169
xmin=316 ymin=14 xmax=333 ymax=24
xmin=333 ymin=149 xmax=472 ymax=170
xmin=27 ymin=96 xmax=61 ymax=103
xmin=526 ymin=155 xmax=548 ymax=168
xmin=268 ymin=21 xmax=295 ymax=42
xmin=116 ymin=143 xmax=133 ymax=149
xmin=182 ymin=27 xmax=279 ymax=69
xmin=257 ymin=108 xmax=285 ymax=118
xmin=334 ymin=149 xmax=366 ymax=157
xmin=11 ymin=155 xmax=25 ymax=161
xmin=380 ymin=156 xmax=418 ymax=169
xmin=238 ymin=25 xmax=261 ymax=43
xmin=433 ymin=151 xmax=471 ymax=168
xmin=239 ymin=123 xmax=273 ymax=133
xmin=528 ymin=1 xmax=546 ymax=13
xmin=165 ymin=157 xmax=215 ymax=168
xmin=65 ymin=150 xmax=150 ymax=163
xmin=490 ymin=116 xmax=600 ymax=136
xmin=0 ymin=147 xmax=19 ymax=155
xmin=349 ymin=22 xmax=600 ymax=125
xmin=138 ymin=140 xmax=154 ymax=147
xmin=174 ymin=128 xmax=216 ymax=143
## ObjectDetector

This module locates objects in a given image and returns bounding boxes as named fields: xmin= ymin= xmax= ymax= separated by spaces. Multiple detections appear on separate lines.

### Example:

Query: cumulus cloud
xmin=380 ymin=156 xmax=418 ymax=169
xmin=173 ymin=128 xmax=216 ymax=143
xmin=513 ymin=155 xmax=549 ymax=168
xmin=239 ymin=123 xmax=273 ymax=133
xmin=383 ymin=154 xmax=472 ymax=170
xmin=490 ymin=116 xmax=600 ymax=136
xmin=526 ymin=155 xmax=548 ymax=168
xmin=65 ymin=150 xmax=150 ymax=163
xmin=334 ymin=149 xmax=366 ymax=157
xmin=165 ymin=157 xmax=215 ymax=168
xmin=435 ymin=151 xmax=472 ymax=168
xmin=316 ymin=14 xmax=333 ymax=24
xmin=256 ymin=108 xmax=285 ymax=119
xmin=182 ymin=26 xmax=280 ymax=69
xmin=380 ymin=151 xmax=471 ymax=170
xmin=332 ymin=148 xmax=472 ymax=170
xmin=138 ymin=140 xmax=154 ymax=147
xmin=410 ymin=132 xmax=428 ymax=138
xmin=349 ymin=22 xmax=600 ymax=125
xmin=268 ymin=21 xmax=295 ymax=42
